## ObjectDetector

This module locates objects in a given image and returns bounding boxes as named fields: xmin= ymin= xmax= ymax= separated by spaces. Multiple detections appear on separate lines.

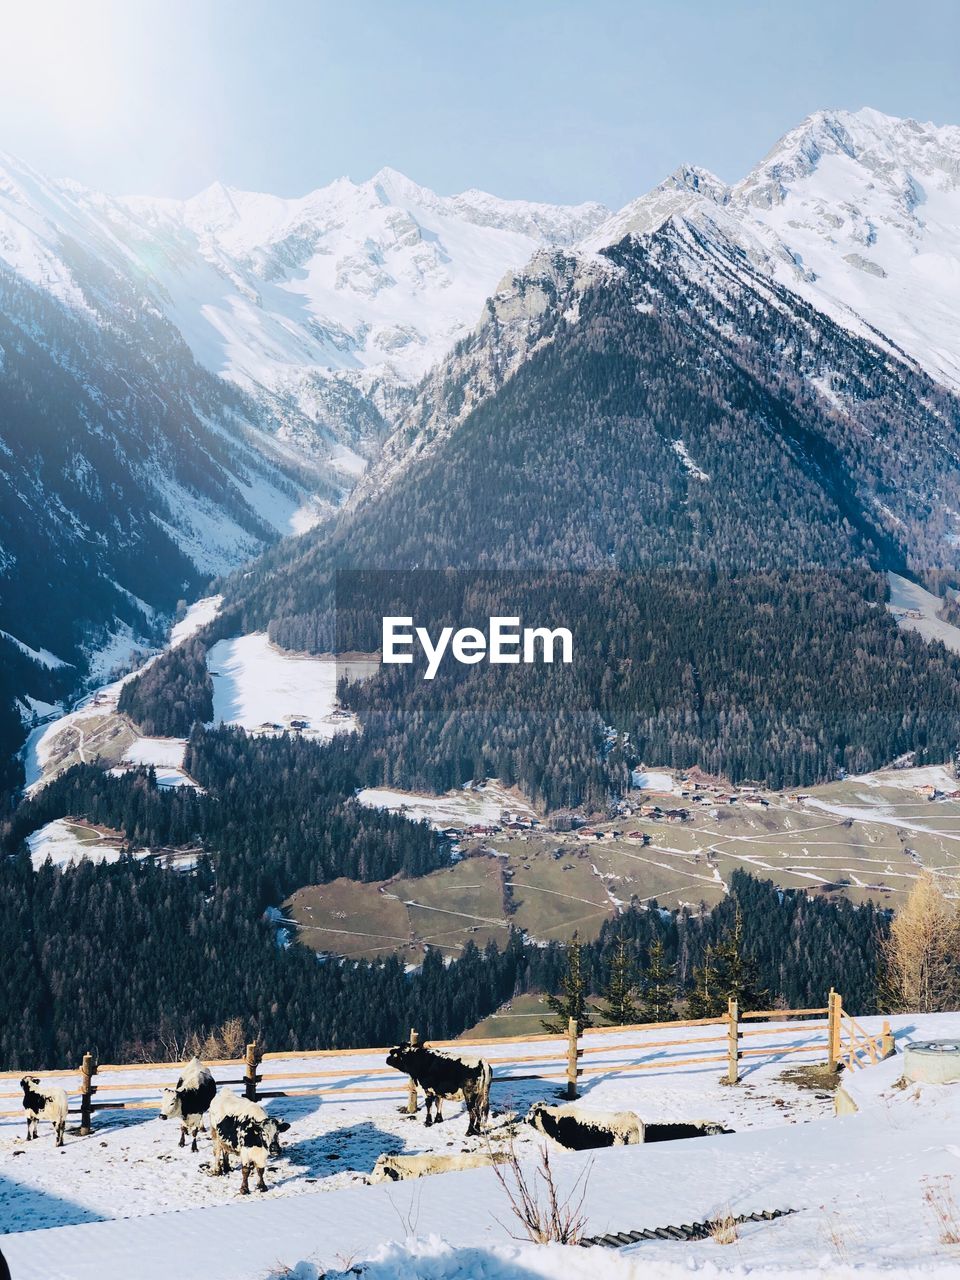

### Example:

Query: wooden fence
xmin=0 ymin=989 xmax=894 ymax=1129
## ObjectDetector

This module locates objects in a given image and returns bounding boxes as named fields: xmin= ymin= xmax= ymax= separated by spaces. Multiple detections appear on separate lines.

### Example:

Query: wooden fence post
xmin=880 ymin=1019 xmax=896 ymax=1060
xmin=726 ymin=999 xmax=740 ymax=1085
xmin=79 ymin=1052 xmax=95 ymax=1135
xmin=406 ymin=1028 xmax=420 ymax=1114
xmin=243 ymin=1042 xmax=261 ymax=1102
xmin=565 ymin=1016 xmax=579 ymax=1101
xmin=827 ymin=989 xmax=840 ymax=1072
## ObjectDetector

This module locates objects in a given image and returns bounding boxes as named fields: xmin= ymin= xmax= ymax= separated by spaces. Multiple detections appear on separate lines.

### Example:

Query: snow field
xmin=5 ymin=1015 xmax=960 ymax=1278
xmin=207 ymin=633 xmax=359 ymax=738
xmin=357 ymin=782 xmax=538 ymax=829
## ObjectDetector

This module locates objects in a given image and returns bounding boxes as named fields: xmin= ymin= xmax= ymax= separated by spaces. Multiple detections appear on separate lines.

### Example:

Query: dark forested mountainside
xmin=333 ymin=570 xmax=960 ymax=804
xmin=115 ymin=569 xmax=960 ymax=808
xmin=219 ymin=220 xmax=960 ymax=649
xmin=5 ymin=728 xmax=446 ymax=906
xmin=117 ymin=639 xmax=213 ymax=737
xmin=0 ymin=842 xmax=884 ymax=1069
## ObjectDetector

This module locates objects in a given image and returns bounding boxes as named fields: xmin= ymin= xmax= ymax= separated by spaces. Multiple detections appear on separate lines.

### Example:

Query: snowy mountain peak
xmin=583 ymin=163 xmax=726 ymax=251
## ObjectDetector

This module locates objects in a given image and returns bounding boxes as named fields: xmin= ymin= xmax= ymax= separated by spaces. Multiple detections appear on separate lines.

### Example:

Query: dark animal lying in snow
xmin=159 ymin=1056 xmax=217 ymax=1152
xmin=386 ymin=1042 xmax=492 ymax=1136
xmin=20 ymin=1076 xmax=68 ymax=1147
xmin=526 ymin=1103 xmax=642 ymax=1150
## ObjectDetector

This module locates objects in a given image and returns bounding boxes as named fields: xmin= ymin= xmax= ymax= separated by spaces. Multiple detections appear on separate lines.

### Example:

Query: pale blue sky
xmin=2 ymin=0 xmax=958 ymax=207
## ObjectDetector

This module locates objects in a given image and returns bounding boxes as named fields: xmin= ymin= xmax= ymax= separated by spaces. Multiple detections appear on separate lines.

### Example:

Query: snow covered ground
xmin=357 ymin=781 xmax=539 ymax=829
xmin=4 ymin=1014 xmax=960 ymax=1277
xmin=630 ymin=770 xmax=679 ymax=794
xmin=25 ymin=818 xmax=129 ymax=870
xmin=169 ymin=595 xmax=223 ymax=647
xmin=207 ymin=633 xmax=359 ymax=738
xmin=887 ymin=572 xmax=960 ymax=657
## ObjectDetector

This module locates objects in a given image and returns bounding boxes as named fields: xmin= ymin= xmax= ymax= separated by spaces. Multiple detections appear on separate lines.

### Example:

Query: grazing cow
xmin=159 ymin=1056 xmax=217 ymax=1152
xmin=208 ymin=1093 xmax=290 ymax=1193
xmin=386 ymin=1043 xmax=492 ymax=1136
xmin=526 ymin=1103 xmax=642 ymax=1150
xmin=369 ymin=1150 xmax=509 ymax=1183
xmin=20 ymin=1076 xmax=68 ymax=1147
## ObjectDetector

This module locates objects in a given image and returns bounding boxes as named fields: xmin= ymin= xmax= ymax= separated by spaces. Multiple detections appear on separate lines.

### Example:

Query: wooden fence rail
xmin=0 ymin=991 xmax=896 ymax=1127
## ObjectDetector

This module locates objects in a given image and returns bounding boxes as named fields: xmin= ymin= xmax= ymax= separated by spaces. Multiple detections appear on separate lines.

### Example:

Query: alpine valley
xmin=6 ymin=107 xmax=960 ymax=1064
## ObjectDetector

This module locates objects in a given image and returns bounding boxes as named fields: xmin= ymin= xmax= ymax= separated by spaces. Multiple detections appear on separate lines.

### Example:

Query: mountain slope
xmin=0 ymin=154 xmax=605 ymax=788
xmin=84 ymin=167 xmax=609 ymax=454
xmin=587 ymin=108 xmax=960 ymax=393
xmin=259 ymin=210 xmax=960 ymax=630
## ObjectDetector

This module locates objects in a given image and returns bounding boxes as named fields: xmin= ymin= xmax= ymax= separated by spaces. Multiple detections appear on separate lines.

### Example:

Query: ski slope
xmin=4 ymin=1014 xmax=960 ymax=1277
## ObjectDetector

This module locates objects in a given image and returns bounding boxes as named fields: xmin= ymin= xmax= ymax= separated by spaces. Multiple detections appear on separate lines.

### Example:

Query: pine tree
xmin=685 ymin=942 xmax=723 ymax=1018
xmin=640 ymin=938 xmax=676 ymax=1022
xmin=542 ymin=932 xmax=593 ymax=1035
xmin=599 ymin=932 xmax=639 ymax=1026
xmin=713 ymin=904 xmax=767 ymax=1010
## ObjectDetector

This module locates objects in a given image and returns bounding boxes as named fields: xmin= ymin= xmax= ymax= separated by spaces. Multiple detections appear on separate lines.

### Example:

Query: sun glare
xmin=0 ymin=0 xmax=128 ymax=135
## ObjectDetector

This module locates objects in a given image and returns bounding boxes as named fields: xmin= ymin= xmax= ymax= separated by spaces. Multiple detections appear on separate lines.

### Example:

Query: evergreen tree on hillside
xmin=599 ymin=932 xmax=639 ymax=1026
xmin=542 ymin=932 xmax=593 ymax=1035
xmin=712 ymin=903 xmax=767 ymax=1011
xmin=686 ymin=942 xmax=724 ymax=1018
xmin=640 ymin=938 xmax=677 ymax=1023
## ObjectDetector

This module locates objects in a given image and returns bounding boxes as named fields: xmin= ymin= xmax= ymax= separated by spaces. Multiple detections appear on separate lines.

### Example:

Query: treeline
xmin=0 ymin=855 xmax=885 ymax=1070
xmin=0 ymin=850 xmax=531 ymax=1069
xmin=117 ymin=638 xmax=212 ymax=736
xmin=540 ymin=871 xmax=885 ymax=1020
xmin=335 ymin=569 xmax=960 ymax=804
xmin=5 ymin=728 xmax=446 ymax=908
xmin=116 ymin=569 xmax=960 ymax=807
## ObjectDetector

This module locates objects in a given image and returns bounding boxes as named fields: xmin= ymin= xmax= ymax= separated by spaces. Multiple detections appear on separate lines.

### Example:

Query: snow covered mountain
xmin=589 ymin=108 xmax=960 ymax=391
xmin=353 ymin=108 xmax=960 ymax=508
xmin=67 ymin=167 xmax=608 ymax=457
xmin=0 ymin=153 xmax=607 ymax=782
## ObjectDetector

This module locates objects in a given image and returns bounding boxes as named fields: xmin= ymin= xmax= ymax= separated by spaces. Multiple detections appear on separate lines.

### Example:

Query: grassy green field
xmin=285 ymin=767 xmax=960 ymax=961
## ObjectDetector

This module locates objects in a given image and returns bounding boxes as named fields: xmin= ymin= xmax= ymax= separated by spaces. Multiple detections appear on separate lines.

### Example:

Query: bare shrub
xmin=923 ymin=1175 xmax=960 ymax=1245
xmin=491 ymin=1140 xmax=590 ymax=1245
xmin=709 ymin=1211 xmax=739 ymax=1245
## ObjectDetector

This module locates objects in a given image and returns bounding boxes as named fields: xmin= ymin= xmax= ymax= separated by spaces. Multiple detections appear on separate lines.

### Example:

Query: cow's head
xmin=386 ymin=1042 xmax=421 ymax=1071
xmin=20 ymin=1076 xmax=40 ymax=1093
xmin=158 ymin=1087 xmax=181 ymax=1121
xmin=263 ymin=1116 xmax=290 ymax=1156
xmin=525 ymin=1103 xmax=548 ymax=1129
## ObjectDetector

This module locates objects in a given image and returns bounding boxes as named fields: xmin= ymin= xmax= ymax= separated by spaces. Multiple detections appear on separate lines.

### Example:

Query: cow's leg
xmin=55 ymin=1120 xmax=65 ymax=1147
xmin=190 ymin=1126 xmax=199 ymax=1154
xmin=466 ymin=1097 xmax=480 ymax=1136
xmin=179 ymin=1124 xmax=186 ymax=1149
xmin=256 ymin=1165 xmax=267 ymax=1192
xmin=239 ymin=1162 xmax=251 ymax=1195
xmin=25 ymin=1118 xmax=32 ymax=1140
xmin=424 ymin=1094 xmax=434 ymax=1127
xmin=434 ymin=1097 xmax=444 ymax=1124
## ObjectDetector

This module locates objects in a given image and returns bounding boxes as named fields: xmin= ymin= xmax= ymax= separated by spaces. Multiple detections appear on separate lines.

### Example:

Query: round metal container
xmin=903 ymin=1039 xmax=960 ymax=1084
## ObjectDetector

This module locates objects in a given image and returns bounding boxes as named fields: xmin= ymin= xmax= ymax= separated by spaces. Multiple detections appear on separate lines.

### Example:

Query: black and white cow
xmin=526 ymin=1102 xmax=642 ymax=1150
xmin=208 ymin=1093 xmax=290 ymax=1194
xmin=386 ymin=1043 xmax=492 ymax=1136
xmin=159 ymin=1056 xmax=217 ymax=1152
xmin=20 ymin=1076 xmax=68 ymax=1147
